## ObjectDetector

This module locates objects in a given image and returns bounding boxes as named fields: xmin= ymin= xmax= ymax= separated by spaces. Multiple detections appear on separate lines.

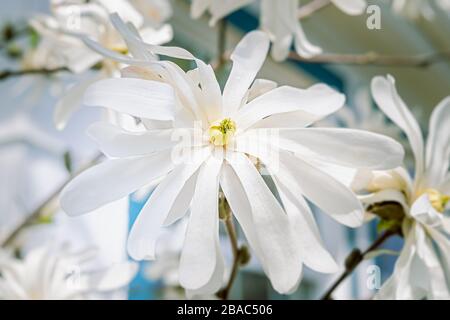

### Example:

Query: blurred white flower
xmin=356 ymin=75 xmax=450 ymax=299
xmin=59 ymin=27 xmax=403 ymax=296
xmin=28 ymin=0 xmax=173 ymax=129
xmin=0 ymin=246 xmax=137 ymax=300
xmin=191 ymin=0 xmax=367 ymax=60
xmin=391 ymin=0 xmax=436 ymax=20
xmin=391 ymin=0 xmax=450 ymax=20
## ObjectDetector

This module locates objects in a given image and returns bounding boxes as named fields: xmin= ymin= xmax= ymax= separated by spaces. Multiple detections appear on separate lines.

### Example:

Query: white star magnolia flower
xmin=356 ymin=75 xmax=450 ymax=299
xmin=0 ymin=247 xmax=137 ymax=300
xmin=191 ymin=0 xmax=367 ymax=60
xmin=29 ymin=0 xmax=173 ymax=129
xmin=59 ymin=28 xmax=403 ymax=295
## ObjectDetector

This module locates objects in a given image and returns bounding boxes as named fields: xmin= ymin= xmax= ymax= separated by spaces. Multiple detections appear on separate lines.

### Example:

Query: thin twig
xmin=0 ymin=67 xmax=69 ymax=81
xmin=289 ymin=50 xmax=450 ymax=67
xmin=211 ymin=19 xmax=228 ymax=70
xmin=298 ymin=0 xmax=332 ymax=19
xmin=217 ymin=215 xmax=242 ymax=300
xmin=0 ymin=153 xmax=104 ymax=248
xmin=320 ymin=229 xmax=398 ymax=300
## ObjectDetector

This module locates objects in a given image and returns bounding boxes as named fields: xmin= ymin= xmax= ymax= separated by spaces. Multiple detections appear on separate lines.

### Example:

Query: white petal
xmin=83 ymin=78 xmax=175 ymax=120
xmin=260 ymin=0 xmax=294 ymax=61
xmin=195 ymin=59 xmax=222 ymax=122
xmin=86 ymin=261 xmax=138 ymax=292
xmin=371 ymin=75 xmax=424 ymax=180
xmin=293 ymin=22 xmax=323 ymax=59
xmin=190 ymin=0 xmax=211 ymax=18
xmin=331 ymin=0 xmax=367 ymax=15
xmin=87 ymin=122 xmax=202 ymax=158
xmin=273 ymin=177 xmax=338 ymax=273
xmin=289 ymin=156 xmax=364 ymax=227
xmin=262 ymin=128 xmax=404 ymax=170
xmin=410 ymin=194 xmax=444 ymax=228
xmin=81 ymin=35 xmax=153 ymax=66
xmin=139 ymin=24 xmax=173 ymax=46
xmin=60 ymin=152 xmax=174 ymax=216
xmin=246 ymin=79 xmax=277 ymax=102
xmin=223 ymin=31 xmax=270 ymax=116
xmin=261 ymin=0 xmax=322 ymax=60
xmin=110 ymin=13 xmax=195 ymax=60
xmin=236 ymin=84 xmax=345 ymax=131
xmin=233 ymin=139 xmax=364 ymax=227
xmin=375 ymin=226 xmax=418 ymax=299
xmin=128 ymin=149 xmax=209 ymax=261
xmin=54 ymin=74 xmax=104 ymax=130
xmin=224 ymin=152 xmax=303 ymax=294
xmin=358 ymin=189 xmax=409 ymax=214
xmin=157 ymin=61 xmax=209 ymax=125
xmin=97 ymin=0 xmax=143 ymax=27
xmin=425 ymin=96 xmax=450 ymax=187
xmin=414 ymin=226 xmax=449 ymax=299
xmin=179 ymin=157 xmax=224 ymax=291
xmin=427 ymin=227 xmax=450 ymax=297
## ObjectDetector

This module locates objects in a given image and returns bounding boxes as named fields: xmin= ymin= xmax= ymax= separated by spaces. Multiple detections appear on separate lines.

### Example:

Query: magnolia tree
xmin=0 ymin=0 xmax=450 ymax=300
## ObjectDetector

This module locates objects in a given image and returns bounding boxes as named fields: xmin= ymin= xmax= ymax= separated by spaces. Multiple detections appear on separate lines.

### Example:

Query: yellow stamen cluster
xmin=111 ymin=46 xmax=129 ymax=55
xmin=209 ymin=118 xmax=236 ymax=147
xmin=424 ymin=188 xmax=450 ymax=213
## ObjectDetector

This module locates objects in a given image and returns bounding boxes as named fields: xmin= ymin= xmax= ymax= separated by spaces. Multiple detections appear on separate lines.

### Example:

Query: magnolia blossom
xmin=191 ymin=0 xmax=367 ymax=60
xmin=29 ymin=0 xmax=173 ymax=129
xmin=58 ymin=21 xmax=404 ymax=296
xmin=0 ymin=247 xmax=137 ymax=300
xmin=355 ymin=75 xmax=450 ymax=299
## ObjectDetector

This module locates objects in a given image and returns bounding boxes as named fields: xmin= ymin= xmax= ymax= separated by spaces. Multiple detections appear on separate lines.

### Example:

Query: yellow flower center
xmin=423 ymin=188 xmax=450 ymax=213
xmin=111 ymin=46 xmax=129 ymax=55
xmin=208 ymin=118 xmax=236 ymax=147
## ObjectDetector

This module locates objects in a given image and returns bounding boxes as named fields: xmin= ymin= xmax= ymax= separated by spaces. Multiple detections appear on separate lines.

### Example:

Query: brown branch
xmin=211 ymin=19 xmax=228 ymax=70
xmin=298 ymin=0 xmax=332 ymax=19
xmin=217 ymin=216 xmax=240 ymax=300
xmin=320 ymin=229 xmax=398 ymax=300
xmin=0 ymin=67 xmax=69 ymax=81
xmin=0 ymin=153 xmax=104 ymax=248
xmin=289 ymin=51 xmax=450 ymax=67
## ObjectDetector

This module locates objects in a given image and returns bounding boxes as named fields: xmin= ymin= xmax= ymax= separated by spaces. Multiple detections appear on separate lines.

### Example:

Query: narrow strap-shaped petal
xmin=224 ymin=152 xmax=303 ymax=294
xmin=60 ymin=151 xmax=174 ymax=216
xmin=241 ymin=127 xmax=404 ymax=170
xmin=425 ymin=96 xmax=450 ymax=187
xmin=235 ymin=84 xmax=345 ymax=131
xmin=127 ymin=147 xmax=210 ymax=261
xmin=223 ymin=31 xmax=270 ymax=116
xmin=195 ymin=59 xmax=223 ymax=122
xmin=272 ymin=176 xmax=339 ymax=273
xmin=233 ymin=139 xmax=364 ymax=227
xmin=371 ymin=75 xmax=424 ymax=183
xmin=331 ymin=0 xmax=367 ymax=15
xmin=83 ymin=78 xmax=175 ymax=120
xmin=110 ymin=13 xmax=195 ymax=60
xmin=54 ymin=73 xmax=106 ymax=130
xmin=179 ymin=156 xmax=224 ymax=291
xmin=87 ymin=122 xmax=205 ymax=158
